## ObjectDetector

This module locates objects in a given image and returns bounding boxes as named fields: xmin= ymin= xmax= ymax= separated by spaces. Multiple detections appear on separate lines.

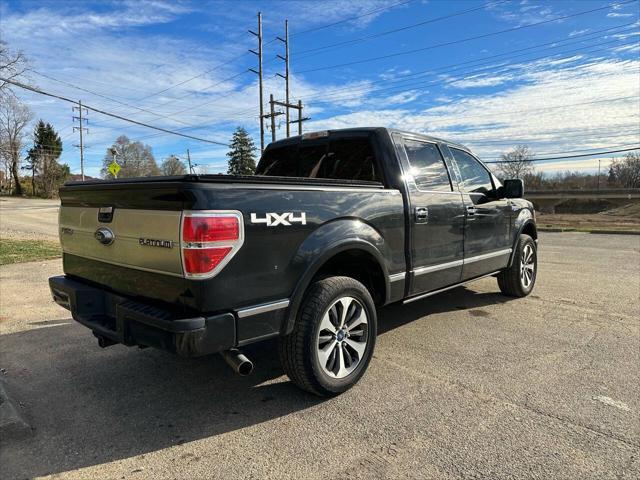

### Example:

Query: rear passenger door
xmin=445 ymin=147 xmax=512 ymax=280
xmin=396 ymin=135 xmax=466 ymax=295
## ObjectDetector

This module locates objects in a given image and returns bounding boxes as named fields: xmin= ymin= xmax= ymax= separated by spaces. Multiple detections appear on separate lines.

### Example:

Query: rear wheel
xmin=497 ymin=234 xmax=537 ymax=297
xmin=279 ymin=276 xmax=377 ymax=396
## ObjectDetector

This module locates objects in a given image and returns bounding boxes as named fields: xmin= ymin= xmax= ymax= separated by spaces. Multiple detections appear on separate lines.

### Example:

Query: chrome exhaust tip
xmin=221 ymin=348 xmax=254 ymax=376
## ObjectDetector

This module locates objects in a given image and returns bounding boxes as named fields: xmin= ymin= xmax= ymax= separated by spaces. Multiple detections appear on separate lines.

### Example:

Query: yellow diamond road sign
xmin=108 ymin=161 xmax=121 ymax=177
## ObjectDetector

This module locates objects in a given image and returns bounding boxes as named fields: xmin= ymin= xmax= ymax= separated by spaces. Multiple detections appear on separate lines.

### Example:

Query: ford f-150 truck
xmin=49 ymin=127 xmax=538 ymax=396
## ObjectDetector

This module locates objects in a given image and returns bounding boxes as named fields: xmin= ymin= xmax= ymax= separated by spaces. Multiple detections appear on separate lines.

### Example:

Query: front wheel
xmin=497 ymin=234 xmax=537 ymax=297
xmin=278 ymin=276 xmax=377 ymax=396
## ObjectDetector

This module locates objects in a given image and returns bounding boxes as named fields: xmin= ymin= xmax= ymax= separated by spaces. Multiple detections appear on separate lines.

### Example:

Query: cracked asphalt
xmin=0 ymin=232 xmax=638 ymax=479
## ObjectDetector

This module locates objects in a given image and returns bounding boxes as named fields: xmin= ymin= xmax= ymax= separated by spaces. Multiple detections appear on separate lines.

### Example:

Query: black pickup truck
xmin=49 ymin=127 xmax=538 ymax=396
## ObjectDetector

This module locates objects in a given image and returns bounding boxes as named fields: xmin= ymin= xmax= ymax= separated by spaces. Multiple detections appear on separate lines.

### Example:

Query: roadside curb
xmin=538 ymin=227 xmax=640 ymax=235
xmin=0 ymin=379 xmax=31 ymax=439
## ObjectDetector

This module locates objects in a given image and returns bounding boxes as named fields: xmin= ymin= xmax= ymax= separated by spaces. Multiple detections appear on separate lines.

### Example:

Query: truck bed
xmin=63 ymin=174 xmax=384 ymax=188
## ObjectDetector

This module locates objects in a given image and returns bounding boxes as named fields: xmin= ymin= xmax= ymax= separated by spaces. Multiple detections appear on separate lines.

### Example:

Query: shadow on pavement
xmin=0 ymin=284 xmax=510 ymax=478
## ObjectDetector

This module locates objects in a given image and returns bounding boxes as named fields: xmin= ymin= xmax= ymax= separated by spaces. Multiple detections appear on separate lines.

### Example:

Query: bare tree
xmin=0 ymin=93 xmax=32 ymax=195
xmin=608 ymin=152 xmax=640 ymax=188
xmin=0 ymin=40 xmax=28 ymax=93
xmin=498 ymin=145 xmax=534 ymax=180
xmin=0 ymin=135 xmax=11 ymax=191
xmin=101 ymin=135 xmax=160 ymax=178
xmin=161 ymin=155 xmax=187 ymax=176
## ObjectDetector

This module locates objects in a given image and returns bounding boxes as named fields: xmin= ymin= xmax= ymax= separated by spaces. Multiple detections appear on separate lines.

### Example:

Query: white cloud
xmin=607 ymin=12 xmax=634 ymax=18
xmin=569 ymin=29 xmax=590 ymax=37
xmin=534 ymin=157 xmax=615 ymax=174
xmin=449 ymin=74 xmax=513 ymax=89
xmin=377 ymin=90 xmax=423 ymax=106
xmin=487 ymin=1 xmax=562 ymax=27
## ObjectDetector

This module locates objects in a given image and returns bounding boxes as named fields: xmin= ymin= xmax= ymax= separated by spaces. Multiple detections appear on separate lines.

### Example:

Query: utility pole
xmin=276 ymin=20 xmax=291 ymax=137
xmin=270 ymin=98 xmax=309 ymax=137
xmin=266 ymin=94 xmax=284 ymax=143
xmin=249 ymin=12 xmax=265 ymax=153
xmin=72 ymin=100 xmax=88 ymax=180
xmin=597 ymin=158 xmax=601 ymax=191
xmin=187 ymin=148 xmax=193 ymax=174
xmin=296 ymin=99 xmax=310 ymax=135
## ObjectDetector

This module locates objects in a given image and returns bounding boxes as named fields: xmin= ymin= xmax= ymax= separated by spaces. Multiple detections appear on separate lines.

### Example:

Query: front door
xmin=396 ymin=135 xmax=466 ymax=295
xmin=445 ymin=146 xmax=512 ymax=280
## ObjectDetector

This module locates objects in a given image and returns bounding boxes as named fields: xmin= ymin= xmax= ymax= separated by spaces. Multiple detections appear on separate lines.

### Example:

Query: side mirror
xmin=503 ymin=179 xmax=524 ymax=198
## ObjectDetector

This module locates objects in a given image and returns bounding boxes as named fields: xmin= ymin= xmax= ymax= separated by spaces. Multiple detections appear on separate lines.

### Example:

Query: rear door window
xmin=403 ymin=139 xmax=452 ymax=191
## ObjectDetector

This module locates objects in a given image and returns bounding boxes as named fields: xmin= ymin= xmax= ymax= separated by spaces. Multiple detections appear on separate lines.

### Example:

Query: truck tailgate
xmin=59 ymin=206 xmax=183 ymax=276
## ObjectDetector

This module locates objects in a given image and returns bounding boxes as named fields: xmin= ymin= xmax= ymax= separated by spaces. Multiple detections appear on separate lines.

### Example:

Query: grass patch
xmin=0 ymin=239 xmax=61 ymax=265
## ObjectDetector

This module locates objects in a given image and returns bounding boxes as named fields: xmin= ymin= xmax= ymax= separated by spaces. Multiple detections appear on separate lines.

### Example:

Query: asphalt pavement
xmin=0 ymin=227 xmax=638 ymax=479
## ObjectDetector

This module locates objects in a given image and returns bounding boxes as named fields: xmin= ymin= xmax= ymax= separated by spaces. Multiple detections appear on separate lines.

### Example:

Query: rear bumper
xmin=49 ymin=275 xmax=235 ymax=356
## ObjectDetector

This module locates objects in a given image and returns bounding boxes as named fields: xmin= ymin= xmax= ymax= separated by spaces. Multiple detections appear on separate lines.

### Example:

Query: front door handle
xmin=466 ymin=206 xmax=477 ymax=216
xmin=415 ymin=206 xmax=429 ymax=223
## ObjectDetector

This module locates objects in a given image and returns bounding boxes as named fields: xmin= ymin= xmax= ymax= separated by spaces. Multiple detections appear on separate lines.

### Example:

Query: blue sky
xmin=1 ymin=0 xmax=639 ymax=178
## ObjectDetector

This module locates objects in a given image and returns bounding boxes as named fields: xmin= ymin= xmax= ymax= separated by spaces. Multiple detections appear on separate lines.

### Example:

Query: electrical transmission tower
xmin=72 ymin=100 xmax=88 ymax=181
xmin=249 ymin=12 xmax=265 ymax=153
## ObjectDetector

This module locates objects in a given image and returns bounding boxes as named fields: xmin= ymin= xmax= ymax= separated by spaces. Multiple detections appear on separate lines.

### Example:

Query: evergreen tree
xmin=26 ymin=120 xmax=65 ymax=197
xmin=226 ymin=127 xmax=257 ymax=175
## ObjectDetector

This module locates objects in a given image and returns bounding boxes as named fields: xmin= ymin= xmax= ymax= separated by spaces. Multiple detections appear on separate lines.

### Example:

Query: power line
xmin=165 ymin=18 xmax=637 ymax=115
xmin=484 ymin=146 xmax=640 ymax=163
xmin=290 ymin=0 xmax=414 ymax=37
xmin=136 ymin=16 xmax=637 ymax=125
xmin=134 ymin=52 xmax=250 ymax=102
xmin=157 ymin=71 xmax=250 ymax=115
xmin=480 ymin=142 xmax=640 ymax=158
xmin=464 ymin=128 xmax=640 ymax=146
xmin=216 ymin=27 xmax=637 ymax=120
xmin=301 ymin=36 xmax=639 ymax=105
xmin=422 ymin=94 xmax=640 ymax=124
xmin=0 ymin=77 xmax=229 ymax=146
xmin=297 ymin=22 xmax=638 ymax=103
xmin=32 ymin=70 xmax=217 ymax=129
xmin=295 ymin=0 xmax=638 ymax=73
xmin=144 ymin=24 xmax=637 ymax=124
xmin=292 ymin=0 xmax=509 ymax=57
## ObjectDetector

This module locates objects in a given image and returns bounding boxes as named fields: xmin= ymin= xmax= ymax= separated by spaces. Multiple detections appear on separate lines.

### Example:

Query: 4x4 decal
xmin=250 ymin=212 xmax=307 ymax=226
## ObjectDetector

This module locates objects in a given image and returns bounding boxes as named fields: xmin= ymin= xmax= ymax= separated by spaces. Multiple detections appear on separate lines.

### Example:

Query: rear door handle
xmin=415 ymin=206 xmax=429 ymax=223
xmin=466 ymin=206 xmax=477 ymax=216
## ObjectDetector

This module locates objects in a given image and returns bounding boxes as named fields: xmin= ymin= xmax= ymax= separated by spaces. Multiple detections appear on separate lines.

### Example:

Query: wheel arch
xmin=282 ymin=228 xmax=390 ymax=336
xmin=508 ymin=218 xmax=538 ymax=267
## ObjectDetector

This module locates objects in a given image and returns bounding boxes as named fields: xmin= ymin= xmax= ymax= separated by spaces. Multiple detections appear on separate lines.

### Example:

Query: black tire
xmin=497 ymin=234 xmax=537 ymax=297
xmin=279 ymin=276 xmax=377 ymax=396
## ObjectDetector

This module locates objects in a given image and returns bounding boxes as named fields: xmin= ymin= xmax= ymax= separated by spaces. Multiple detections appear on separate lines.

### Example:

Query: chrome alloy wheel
xmin=316 ymin=296 xmax=369 ymax=379
xmin=520 ymin=243 xmax=535 ymax=289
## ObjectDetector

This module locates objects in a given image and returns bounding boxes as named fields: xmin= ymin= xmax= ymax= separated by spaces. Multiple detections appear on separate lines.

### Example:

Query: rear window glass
xmin=256 ymin=136 xmax=381 ymax=182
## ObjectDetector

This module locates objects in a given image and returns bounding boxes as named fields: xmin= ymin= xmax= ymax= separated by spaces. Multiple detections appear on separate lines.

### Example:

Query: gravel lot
xmin=0 ymin=200 xmax=638 ymax=479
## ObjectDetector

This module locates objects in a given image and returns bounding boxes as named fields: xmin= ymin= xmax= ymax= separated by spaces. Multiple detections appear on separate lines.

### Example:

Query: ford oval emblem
xmin=95 ymin=227 xmax=115 ymax=246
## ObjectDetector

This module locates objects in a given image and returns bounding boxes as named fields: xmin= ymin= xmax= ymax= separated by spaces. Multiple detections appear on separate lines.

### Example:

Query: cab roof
xmin=266 ymin=127 xmax=473 ymax=154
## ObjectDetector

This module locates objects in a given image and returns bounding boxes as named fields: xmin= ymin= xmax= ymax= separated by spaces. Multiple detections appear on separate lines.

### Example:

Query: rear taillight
xmin=181 ymin=211 xmax=244 ymax=279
